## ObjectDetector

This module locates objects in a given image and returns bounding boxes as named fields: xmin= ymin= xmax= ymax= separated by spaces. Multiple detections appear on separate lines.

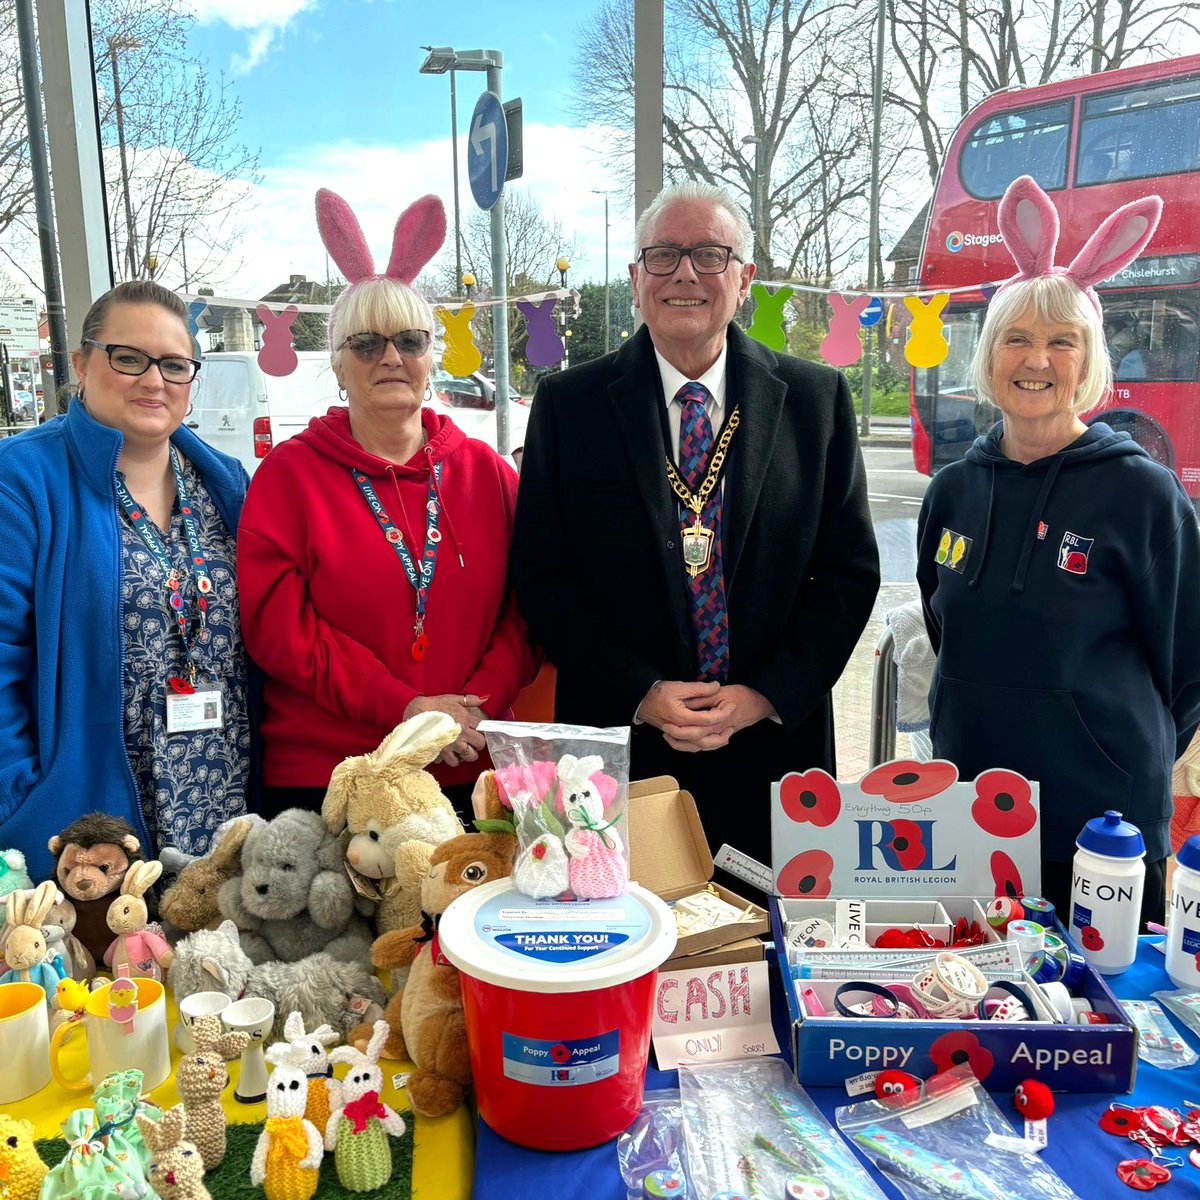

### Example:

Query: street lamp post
xmin=741 ymin=134 xmax=764 ymax=273
xmin=591 ymin=189 xmax=611 ymax=354
xmin=419 ymin=46 xmax=464 ymax=297
xmin=107 ymin=35 xmax=141 ymax=281
xmin=556 ymin=256 xmax=570 ymax=368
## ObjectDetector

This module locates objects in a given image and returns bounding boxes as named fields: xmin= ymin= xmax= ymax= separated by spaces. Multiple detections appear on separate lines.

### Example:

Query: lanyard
xmin=350 ymin=462 xmax=444 ymax=660
xmin=115 ymin=445 xmax=213 ymax=684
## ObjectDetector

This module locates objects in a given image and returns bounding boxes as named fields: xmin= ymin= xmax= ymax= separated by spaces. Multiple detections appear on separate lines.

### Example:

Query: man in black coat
xmin=512 ymin=181 xmax=879 ymax=873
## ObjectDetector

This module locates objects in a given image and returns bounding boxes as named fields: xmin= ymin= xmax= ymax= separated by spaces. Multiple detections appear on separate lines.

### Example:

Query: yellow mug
xmin=50 ymin=977 xmax=170 ymax=1092
xmin=0 ymin=981 xmax=50 ymax=1102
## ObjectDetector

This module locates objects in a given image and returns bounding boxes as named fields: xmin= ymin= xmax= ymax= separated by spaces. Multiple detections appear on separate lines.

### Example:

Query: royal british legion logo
xmin=1058 ymin=531 xmax=1093 ymax=575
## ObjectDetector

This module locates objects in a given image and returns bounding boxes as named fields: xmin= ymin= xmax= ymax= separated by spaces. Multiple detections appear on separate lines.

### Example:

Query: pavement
xmin=858 ymin=413 xmax=912 ymax=447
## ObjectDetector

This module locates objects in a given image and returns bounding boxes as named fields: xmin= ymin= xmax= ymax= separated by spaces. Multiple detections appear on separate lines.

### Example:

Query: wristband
xmin=1040 ymin=981 xmax=1074 ymax=1023
xmin=799 ymin=986 xmax=827 ymax=1017
xmin=834 ymin=981 xmax=899 ymax=1018
xmin=980 ymin=980 xmax=1037 ymax=1022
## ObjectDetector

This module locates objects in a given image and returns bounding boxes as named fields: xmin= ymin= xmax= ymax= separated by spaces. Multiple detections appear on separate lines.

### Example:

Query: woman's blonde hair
xmin=328 ymin=277 xmax=434 ymax=368
xmin=971 ymin=273 xmax=1112 ymax=415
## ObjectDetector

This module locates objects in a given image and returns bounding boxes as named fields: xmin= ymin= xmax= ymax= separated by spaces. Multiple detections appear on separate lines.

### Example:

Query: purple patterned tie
xmin=677 ymin=382 xmax=730 ymax=682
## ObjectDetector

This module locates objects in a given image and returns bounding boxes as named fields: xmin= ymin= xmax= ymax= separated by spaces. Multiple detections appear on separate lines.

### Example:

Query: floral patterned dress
xmin=120 ymin=454 xmax=249 ymax=857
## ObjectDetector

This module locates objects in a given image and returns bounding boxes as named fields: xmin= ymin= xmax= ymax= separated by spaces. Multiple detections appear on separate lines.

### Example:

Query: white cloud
xmin=186 ymin=0 xmax=313 ymax=73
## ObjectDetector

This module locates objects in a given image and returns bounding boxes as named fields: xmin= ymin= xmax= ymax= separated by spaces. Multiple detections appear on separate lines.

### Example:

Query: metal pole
xmin=593 ymin=190 xmax=611 ymax=353
xmin=15 ymin=0 xmax=70 ymax=398
xmin=450 ymin=69 xmax=464 ymax=298
xmin=861 ymin=0 xmax=886 ymax=440
xmin=487 ymin=58 xmax=511 ymax=458
xmin=109 ymin=43 xmax=138 ymax=281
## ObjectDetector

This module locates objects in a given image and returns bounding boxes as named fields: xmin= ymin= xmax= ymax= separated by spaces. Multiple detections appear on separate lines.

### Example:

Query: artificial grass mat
xmin=37 ymin=1120 xmax=414 ymax=1198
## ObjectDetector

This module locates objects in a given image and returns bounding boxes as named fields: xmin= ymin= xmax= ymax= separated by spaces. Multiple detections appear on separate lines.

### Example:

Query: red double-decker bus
xmin=911 ymin=55 xmax=1200 ymax=500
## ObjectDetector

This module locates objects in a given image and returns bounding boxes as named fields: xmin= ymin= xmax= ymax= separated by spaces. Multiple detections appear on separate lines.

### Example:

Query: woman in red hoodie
xmin=238 ymin=192 xmax=537 ymax=818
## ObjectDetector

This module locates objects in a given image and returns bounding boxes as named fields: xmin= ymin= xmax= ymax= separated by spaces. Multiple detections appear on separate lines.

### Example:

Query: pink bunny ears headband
xmin=315 ymin=188 xmax=447 ymax=286
xmin=994 ymin=174 xmax=1162 ymax=315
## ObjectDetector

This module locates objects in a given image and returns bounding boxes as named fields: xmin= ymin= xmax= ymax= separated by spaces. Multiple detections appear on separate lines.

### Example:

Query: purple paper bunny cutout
xmin=516 ymin=298 xmax=565 ymax=368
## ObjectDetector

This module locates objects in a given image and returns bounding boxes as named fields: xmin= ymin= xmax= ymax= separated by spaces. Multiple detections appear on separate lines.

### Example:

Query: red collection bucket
xmin=438 ymin=880 xmax=676 ymax=1151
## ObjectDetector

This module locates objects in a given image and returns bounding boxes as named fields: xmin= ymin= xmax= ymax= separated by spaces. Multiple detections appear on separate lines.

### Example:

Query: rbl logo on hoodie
xmin=1058 ymin=531 xmax=1093 ymax=575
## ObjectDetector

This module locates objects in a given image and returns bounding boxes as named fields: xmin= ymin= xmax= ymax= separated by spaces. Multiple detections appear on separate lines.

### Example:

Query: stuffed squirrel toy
xmin=351 ymin=771 xmax=516 ymax=1117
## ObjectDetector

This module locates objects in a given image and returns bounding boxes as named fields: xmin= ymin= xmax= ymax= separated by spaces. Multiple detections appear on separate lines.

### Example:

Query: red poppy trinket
xmin=1116 ymin=1159 xmax=1173 ymax=1190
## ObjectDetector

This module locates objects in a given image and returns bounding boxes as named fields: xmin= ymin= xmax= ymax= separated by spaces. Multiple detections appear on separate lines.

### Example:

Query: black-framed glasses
xmin=638 ymin=244 xmax=742 ymax=275
xmin=84 ymin=340 xmax=200 ymax=383
xmin=340 ymin=330 xmax=433 ymax=361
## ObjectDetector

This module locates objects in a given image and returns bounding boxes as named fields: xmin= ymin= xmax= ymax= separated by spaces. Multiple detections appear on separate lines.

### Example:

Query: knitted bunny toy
xmin=561 ymin=754 xmax=628 ymax=899
xmin=1 ymin=882 xmax=65 ymax=998
xmin=265 ymin=1011 xmax=343 ymax=1136
xmin=251 ymin=1062 xmax=324 ymax=1200
xmin=105 ymin=860 xmax=174 ymax=980
xmin=325 ymin=1020 xmax=406 ymax=1193
xmin=135 ymin=1105 xmax=211 ymax=1200
xmin=175 ymin=1013 xmax=250 ymax=1170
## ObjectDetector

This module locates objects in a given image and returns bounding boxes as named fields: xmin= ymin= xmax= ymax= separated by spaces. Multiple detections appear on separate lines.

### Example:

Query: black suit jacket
xmin=512 ymin=324 xmax=879 ymax=867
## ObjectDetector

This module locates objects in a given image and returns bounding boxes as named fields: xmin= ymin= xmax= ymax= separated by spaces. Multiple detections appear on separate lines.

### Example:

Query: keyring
xmin=981 ymin=980 xmax=1037 ymax=1021
xmin=834 ymin=981 xmax=899 ymax=1018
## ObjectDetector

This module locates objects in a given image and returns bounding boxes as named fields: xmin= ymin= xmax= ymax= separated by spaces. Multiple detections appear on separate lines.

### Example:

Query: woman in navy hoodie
xmin=917 ymin=177 xmax=1200 ymax=923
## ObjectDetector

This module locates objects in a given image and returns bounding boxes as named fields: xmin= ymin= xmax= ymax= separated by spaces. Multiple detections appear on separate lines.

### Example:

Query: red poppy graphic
xmin=985 ymin=895 xmax=1023 ymax=931
xmin=972 ymin=769 xmax=1036 ymax=838
xmin=885 ymin=819 xmax=926 ymax=871
xmin=929 ymin=1031 xmax=994 ymax=1081
xmin=860 ymin=759 xmax=958 ymax=803
xmin=776 ymin=850 xmax=834 ymax=899
xmin=550 ymin=1043 xmax=572 ymax=1064
xmin=1080 ymin=925 xmax=1105 ymax=951
xmin=990 ymin=850 xmax=1024 ymax=900
xmin=1064 ymin=552 xmax=1088 ymax=574
xmin=778 ymin=769 xmax=841 ymax=827
xmin=1100 ymin=1106 xmax=1143 ymax=1138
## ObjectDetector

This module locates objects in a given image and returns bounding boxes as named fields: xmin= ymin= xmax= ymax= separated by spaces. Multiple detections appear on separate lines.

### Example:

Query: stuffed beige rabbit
xmin=104 ymin=860 xmax=174 ymax=980
xmin=1 ymin=882 xmax=63 ymax=999
xmin=160 ymin=817 xmax=258 ymax=933
xmin=176 ymin=1013 xmax=250 ymax=1170
xmin=136 ymin=1105 xmax=211 ymax=1200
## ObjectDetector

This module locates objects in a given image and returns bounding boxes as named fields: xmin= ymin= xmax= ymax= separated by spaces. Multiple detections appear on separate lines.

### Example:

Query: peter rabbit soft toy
xmin=322 ymin=711 xmax=464 ymax=933
xmin=176 ymin=1013 xmax=250 ymax=1170
xmin=265 ymin=1011 xmax=343 ymax=1135
xmin=105 ymin=860 xmax=175 ymax=980
xmin=251 ymin=1062 xmax=324 ymax=1200
xmin=325 ymin=1020 xmax=406 ymax=1193
xmin=135 ymin=1105 xmax=211 ymax=1200
xmin=1 ymin=882 xmax=65 ymax=998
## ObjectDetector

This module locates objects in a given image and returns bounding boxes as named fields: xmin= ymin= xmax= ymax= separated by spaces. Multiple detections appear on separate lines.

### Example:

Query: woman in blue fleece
xmin=917 ymin=176 xmax=1200 ymax=924
xmin=0 ymin=282 xmax=251 ymax=880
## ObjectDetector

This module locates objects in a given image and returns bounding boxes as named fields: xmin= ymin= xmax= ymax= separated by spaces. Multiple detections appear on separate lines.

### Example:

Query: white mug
xmin=50 ymin=976 xmax=170 ymax=1092
xmin=176 ymin=990 xmax=231 ymax=1052
xmin=0 ymin=981 xmax=50 ymax=1102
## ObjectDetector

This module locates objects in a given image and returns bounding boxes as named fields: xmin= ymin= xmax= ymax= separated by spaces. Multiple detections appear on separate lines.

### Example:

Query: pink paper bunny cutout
xmin=257 ymin=304 xmax=299 ymax=377
xmin=820 ymin=294 xmax=871 ymax=367
xmin=315 ymin=189 xmax=447 ymax=286
xmin=516 ymin=298 xmax=565 ymax=368
xmin=994 ymin=174 xmax=1162 ymax=313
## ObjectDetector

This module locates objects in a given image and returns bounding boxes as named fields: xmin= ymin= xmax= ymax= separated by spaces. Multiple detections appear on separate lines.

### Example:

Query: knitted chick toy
xmin=251 ymin=1063 xmax=323 ymax=1200
xmin=324 ymin=1021 xmax=406 ymax=1193
xmin=0 ymin=1114 xmax=46 ymax=1200
xmin=176 ymin=1013 xmax=250 ymax=1170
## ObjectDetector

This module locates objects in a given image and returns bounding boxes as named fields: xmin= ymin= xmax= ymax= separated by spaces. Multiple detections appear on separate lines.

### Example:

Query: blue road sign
xmin=859 ymin=296 xmax=885 ymax=327
xmin=468 ymin=91 xmax=509 ymax=211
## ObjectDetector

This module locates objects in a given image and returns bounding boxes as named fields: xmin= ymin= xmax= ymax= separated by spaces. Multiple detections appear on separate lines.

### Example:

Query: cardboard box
xmin=628 ymin=775 xmax=769 ymax=955
xmin=662 ymin=935 xmax=764 ymax=974
xmin=768 ymin=761 xmax=1136 ymax=1093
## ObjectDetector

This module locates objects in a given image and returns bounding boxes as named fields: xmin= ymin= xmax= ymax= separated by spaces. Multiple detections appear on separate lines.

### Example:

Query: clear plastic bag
xmin=1129 ymin=995 xmax=1199 ymax=1068
xmin=679 ymin=1057 xmax=887 ymax=1200
xmin=835 ymin=1064 xmax=1079 ymax=1200
xmin=480 ymin=720 xmax=631 ymax=900
xmin=616 ymin=1089 xmax=687 ymax=1200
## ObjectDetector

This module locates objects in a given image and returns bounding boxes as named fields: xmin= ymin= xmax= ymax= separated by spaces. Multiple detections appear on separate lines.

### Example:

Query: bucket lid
xmin=438 ymin=879 xmax=677 ymax=993
xmin=1178 ymin=832 xmax=1200 ymax=872
xmin=1076 ymin=810 xmax=1145 ymax=858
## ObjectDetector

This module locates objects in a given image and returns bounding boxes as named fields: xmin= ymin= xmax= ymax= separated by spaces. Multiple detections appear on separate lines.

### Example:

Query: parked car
xmin=14 ymin=391 xmax=42 ymax=423
xmin=429 ymin=368 xmax=530 ymax=465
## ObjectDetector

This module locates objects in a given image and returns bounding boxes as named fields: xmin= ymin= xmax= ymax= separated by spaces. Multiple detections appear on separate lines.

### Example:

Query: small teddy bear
xmin=325 ymin=1020 xmax=406 ymax=1193
xmin=105 ymin=860 xmax=175 ymax=980
xmin=0 ymin=1113 xmax=47 ymax=1200
xmin=159 ymin=816 xmax=259 ymax=934
xmin=265 ymin=1011 xmax=343 ymax=1135
xmin=176 ymin=1013 xmax=250 ymax=1170
xmin=561 ymin=754 xmax=628 ymax=899
xmin=251 ymin=1062 xmax=324 ymax=1200
xmin=1 ymin=882 xmax=65 ymax=998
xmin=136 ymin=1105 xmax=210 ymax=1200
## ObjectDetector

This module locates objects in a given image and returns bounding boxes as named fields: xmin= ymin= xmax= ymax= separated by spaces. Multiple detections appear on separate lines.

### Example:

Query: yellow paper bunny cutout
xmin=904 ymin=293 xmax=950 ymax=368
xmin=437 ymin=304 xmax=483 ymax=377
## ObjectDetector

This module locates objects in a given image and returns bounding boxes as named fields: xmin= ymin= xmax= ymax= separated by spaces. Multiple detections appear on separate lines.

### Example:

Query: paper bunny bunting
xmin=995 ymin=174 xmax=1162 ymax=313
xmin=315 ymin=188 xmax=447 ymax=286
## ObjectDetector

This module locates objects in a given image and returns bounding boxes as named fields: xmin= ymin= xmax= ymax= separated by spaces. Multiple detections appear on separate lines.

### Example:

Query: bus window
xmin=1102 ymin=294 xmax=1200 ymax=382
xmin=960 ymin=100 xmax=1073 ymax=199
xmin=1077 ymin=74 xmax=1200 ymax=185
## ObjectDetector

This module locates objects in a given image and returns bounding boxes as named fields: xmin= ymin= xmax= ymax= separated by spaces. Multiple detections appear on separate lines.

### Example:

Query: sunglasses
xmin=340 ymin=330 xmax=432 ymax=361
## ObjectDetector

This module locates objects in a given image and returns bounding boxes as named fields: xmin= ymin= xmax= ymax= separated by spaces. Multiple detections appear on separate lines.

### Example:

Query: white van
xmin=187 ymin=351 xmax=528 ymax=473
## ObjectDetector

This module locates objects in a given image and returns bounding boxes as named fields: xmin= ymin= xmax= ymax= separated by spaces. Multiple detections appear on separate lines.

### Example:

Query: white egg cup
xmin=175 ymin=990 xmax=231 ymax=1053
xmin=221 ymin=996 xmax=275 ymax=1104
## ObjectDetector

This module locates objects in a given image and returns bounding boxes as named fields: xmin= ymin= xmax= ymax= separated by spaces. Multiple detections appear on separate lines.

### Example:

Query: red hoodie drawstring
xmin=425 ymin=444 xmax=465 ymax=568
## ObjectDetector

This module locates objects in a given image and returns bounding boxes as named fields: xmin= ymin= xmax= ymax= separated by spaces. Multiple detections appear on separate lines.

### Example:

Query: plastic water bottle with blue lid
xmin=1166 ymin=833 xmax=1200 ymax=988
xmin=1069 ymin=810 xmax=1145 ymax=976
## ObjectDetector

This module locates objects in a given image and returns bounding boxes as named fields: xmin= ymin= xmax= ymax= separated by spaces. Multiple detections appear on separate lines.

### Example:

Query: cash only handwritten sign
xmin=651 ymin=959 xmax=779 ymax=1069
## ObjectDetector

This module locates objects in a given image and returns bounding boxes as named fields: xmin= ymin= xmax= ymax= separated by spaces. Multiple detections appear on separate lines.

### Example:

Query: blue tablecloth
xmin=473 ymin=939 xmax=1197 ymax=1199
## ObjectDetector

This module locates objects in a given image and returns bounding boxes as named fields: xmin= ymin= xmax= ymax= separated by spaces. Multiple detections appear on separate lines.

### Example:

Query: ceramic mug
xmin=49 ymin=976 xmax=170 ymax=1092
xmin=0 ymin=981 xmax=50 ymax=1102
xmin=176 ymin=990 xmax=231 ymax=1052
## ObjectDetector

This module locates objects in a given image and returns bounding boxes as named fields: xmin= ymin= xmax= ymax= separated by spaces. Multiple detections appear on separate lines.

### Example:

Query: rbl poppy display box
xmin=767 ymin=758 xmax=1137 ymax=1093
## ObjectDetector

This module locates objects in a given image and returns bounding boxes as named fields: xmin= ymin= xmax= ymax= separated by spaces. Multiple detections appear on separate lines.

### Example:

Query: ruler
xmin=714 ymin=843 xmax=774 ymax=892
